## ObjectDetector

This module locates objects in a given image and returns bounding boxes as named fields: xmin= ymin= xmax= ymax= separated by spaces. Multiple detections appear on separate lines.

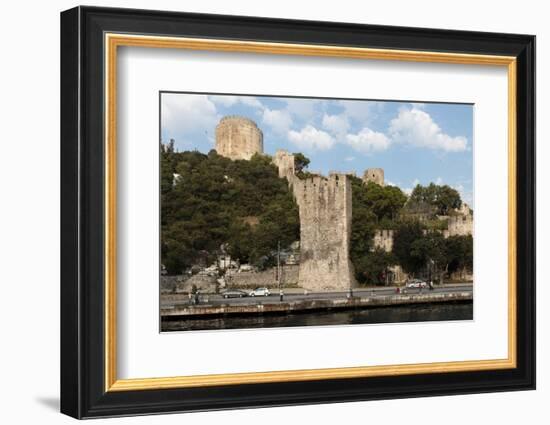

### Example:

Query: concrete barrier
xmin=161 ymin=291 xmax=472 ymax=319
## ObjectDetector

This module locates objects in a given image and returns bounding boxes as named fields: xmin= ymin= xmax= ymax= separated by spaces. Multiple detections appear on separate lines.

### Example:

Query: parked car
xmin=406 ymin=279 xmax=428 ymax=289
xmin=249 ymin=287 xmax=271 ymax=297
xmin=221 ymin=289 xmax=247 ymax=299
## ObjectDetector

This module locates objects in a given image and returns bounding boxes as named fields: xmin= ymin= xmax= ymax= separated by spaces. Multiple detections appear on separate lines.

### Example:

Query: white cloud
xmin=345 ymin=127 xmax=390 ymax=154
xmin=209 ymin=95 xmax=263 ymax=109
xmin=161 ymin=94 xmax=218 ymax=143
xmin=284 ymin=98 xmax=321 ymax=121
xmin=389 ymin=107 xmax=468 ymax=152
xmin=288 ymin=125 xmax=335 ymax=151
xmin=240 ymin=96 xmax=263 ymax=108
xmin=322 ymin=113 xmax=350 ymax=138
xmin=209 ymin=95 xmax=238 ymax=107
xmin=344 ymin=156 xmax=355 ymax=162
xmin=337 ymin=100 xmax=383 ymax=124
xmin=262 ymin=108 xmax=293 ymax=135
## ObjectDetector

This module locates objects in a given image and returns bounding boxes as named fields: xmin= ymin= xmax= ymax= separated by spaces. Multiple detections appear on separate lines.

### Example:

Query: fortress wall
xmin=273 ymin=149 xmax=296 ymax=180
xmin=273 ymin=150 xmax=356 ymax=291
xmin=292 ymin=173 xmax=357 ymax=291
xmin=446 ymin=214 xmax=474 ymax=237
xmin=215 ymin=116 xmax=263 ymax=160
xmin=373 ymin=229 xmax=394 ymax=252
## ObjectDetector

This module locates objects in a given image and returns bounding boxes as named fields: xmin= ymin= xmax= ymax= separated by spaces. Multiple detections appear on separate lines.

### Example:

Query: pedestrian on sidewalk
xmin=279 ymin=289 xmax=284 ymax=302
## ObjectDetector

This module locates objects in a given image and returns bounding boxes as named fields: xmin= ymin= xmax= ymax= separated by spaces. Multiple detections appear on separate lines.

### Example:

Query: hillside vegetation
xmin=161 ymin=144 xmax=472 ymax=285
xmin=161 ymin=146 xmax=299 ymax=275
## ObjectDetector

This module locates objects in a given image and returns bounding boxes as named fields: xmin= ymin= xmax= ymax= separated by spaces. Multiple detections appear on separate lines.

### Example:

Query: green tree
xmin=362 ymin=182 xmax=407 ymax=221
xmin=409 ymin=231 xmax=448 ymax=282
xmin=161 ymin=148 xmax=300 ymax=275
xmin=392 ymin=221 xmax=426 ymax=275
xmin=293 ymin=152 xmax=311 ymax=173
xmin=353 ymin=248 xmax=395 ymax=286
xmin=349 ymin=176 xmax=407 ymax=282
xmin=349 ymin=176 xmax=377 ymax=273
xmin=445 ymin=235 xmax=473 ymax=278
xmin=435 ymin=185 xmax=462 ymax=215
xmin=408 ymin=183 xmax=462 ymax=216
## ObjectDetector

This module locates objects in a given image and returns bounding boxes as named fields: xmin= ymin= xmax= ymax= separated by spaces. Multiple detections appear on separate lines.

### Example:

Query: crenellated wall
xmin=273 ymin=149 xmax=357 ymax=291
xmin=273 ymin=149 xmax=296 ymax=180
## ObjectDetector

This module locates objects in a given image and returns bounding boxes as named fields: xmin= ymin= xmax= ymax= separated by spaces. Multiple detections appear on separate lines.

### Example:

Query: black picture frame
xmin=61 ymin=5 xmax=535 ymax=419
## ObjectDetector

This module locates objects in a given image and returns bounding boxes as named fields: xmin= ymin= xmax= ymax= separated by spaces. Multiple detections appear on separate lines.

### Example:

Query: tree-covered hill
xmin=161 ymin=143 xmax=472 ymax=285
xmin=161 ymin=146 xmax=299 ymax=274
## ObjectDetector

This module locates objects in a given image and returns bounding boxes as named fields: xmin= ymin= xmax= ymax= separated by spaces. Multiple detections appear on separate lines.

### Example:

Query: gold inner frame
xmin=104 ymin=33 xmax=517 ymax=392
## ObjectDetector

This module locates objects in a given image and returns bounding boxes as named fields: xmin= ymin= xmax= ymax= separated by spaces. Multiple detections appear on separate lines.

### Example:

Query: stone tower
xmin=363 ymin=168 xmax=385 ymax=186
xmin=215 ymin=116 xmax=263 ymax=160
xmin=273 ymin=149 xmax=296 ymax=180
xmin=292 ymin=173 xmax=357 ymax=292
xmin=272 ymin=152 xmax=357 ymax=291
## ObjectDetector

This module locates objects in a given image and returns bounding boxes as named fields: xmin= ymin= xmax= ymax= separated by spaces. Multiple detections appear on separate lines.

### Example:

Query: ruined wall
xmin=363 ymin=168 xmax=385 ymax=186
xmin=273 ymin=149 xmax=296 ymax=180
xmin=215 ymin=116 xmax=263 ymax=160
xmin=373 ymin=229 xmax=394 ymax=252
xmin=443 ymin=214 xmax=474 ymax=238
xmin=292 ymin=173 xmax=357 ymax=291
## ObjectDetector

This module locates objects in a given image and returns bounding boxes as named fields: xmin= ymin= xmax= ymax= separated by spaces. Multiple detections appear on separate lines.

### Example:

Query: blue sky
xmin=160 ymin=92 xmax=473 ymax=205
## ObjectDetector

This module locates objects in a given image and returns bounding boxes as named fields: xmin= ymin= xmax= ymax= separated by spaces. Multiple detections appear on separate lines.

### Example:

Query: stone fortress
xmin=215 ymin=115 xmax=473 ymax=289
xmin=215 ymin=116 xmax=264 ymax=160
xmin=363 ymin=168 xmax=385 ymax=186
xmin=277 ymin=159 xmax=357 ymax=292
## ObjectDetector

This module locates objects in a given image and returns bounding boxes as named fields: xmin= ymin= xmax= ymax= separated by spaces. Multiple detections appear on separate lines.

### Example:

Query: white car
xmin=406 ymin=279 xmax=428 ymax=289
xmin=249 ymin=287 xmax=271 ymax=297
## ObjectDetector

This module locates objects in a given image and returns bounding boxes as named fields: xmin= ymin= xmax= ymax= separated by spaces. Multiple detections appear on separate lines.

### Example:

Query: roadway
xmin=161 ymin=284 xmax=473 ymax=308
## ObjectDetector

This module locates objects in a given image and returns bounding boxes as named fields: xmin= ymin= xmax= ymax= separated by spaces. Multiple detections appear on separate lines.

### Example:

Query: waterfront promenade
xmin=161 ymin=284 xmax=473 ymax=319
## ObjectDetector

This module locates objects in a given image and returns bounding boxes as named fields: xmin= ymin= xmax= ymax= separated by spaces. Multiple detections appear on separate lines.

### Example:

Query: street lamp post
xmin=277 ymin=241 xmax=284 ymax=302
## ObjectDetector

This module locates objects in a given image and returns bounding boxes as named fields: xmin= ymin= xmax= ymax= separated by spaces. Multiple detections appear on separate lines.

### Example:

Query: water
xmin=161 ymin=302 xmax=473 ymax=332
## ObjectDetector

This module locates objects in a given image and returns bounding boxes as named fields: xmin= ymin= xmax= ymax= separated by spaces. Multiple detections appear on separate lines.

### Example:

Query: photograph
xmin=159 ymin=92 xmax=474 ymax=331
xmin=57 ymin=4 xmax=536 ymax=419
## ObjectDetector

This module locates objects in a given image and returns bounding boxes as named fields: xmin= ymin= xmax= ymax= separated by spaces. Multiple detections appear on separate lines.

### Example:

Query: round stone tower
xmin=363 ymin=168 xmax=385 ymax=186
xmin=215 ymin=116 xmax=263 ymax=160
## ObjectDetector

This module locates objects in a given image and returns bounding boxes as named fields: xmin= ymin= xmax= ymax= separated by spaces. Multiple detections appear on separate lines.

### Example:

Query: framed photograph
xmin=60 ymin=6 xmax=535 ymax=419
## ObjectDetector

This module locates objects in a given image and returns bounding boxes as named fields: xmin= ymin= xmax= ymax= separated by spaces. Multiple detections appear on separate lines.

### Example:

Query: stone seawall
xmin=228 ymin=265 xmax=298 ymax=288
xmin=160 ymin=274 xmax=217 ymax=294
xmin=161 ymin=291 xmax=472 ymax=318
